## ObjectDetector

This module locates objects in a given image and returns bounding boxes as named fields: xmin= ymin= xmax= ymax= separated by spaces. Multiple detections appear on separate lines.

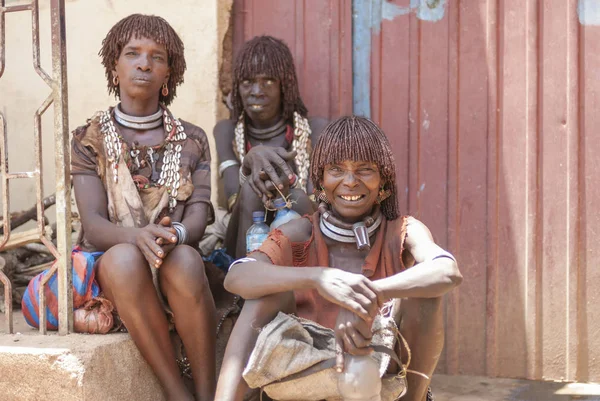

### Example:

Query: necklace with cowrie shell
xmin=234 ymin=111 xmax=311 ymax=192
xmin=99 ymin=105 xmax=187 ymax=212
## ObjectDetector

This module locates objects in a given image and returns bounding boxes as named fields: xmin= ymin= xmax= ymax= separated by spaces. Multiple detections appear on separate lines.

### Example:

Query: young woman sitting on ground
xmin=69 ymin=14 xmax=215 ymax=401
xmin=215 ymin=116 xmax=463 ymax=401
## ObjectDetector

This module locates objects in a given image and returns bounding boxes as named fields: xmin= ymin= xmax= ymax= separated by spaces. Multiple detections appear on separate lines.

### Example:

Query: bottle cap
xmin=273 ymin=197 xmax=287 ymax=209
xmin=252 ymin=211 xmax=265 ymax=221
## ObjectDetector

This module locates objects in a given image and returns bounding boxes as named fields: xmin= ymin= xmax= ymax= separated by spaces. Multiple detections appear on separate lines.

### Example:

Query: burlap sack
xmin=243 ymin=308 xmax=408 ymax=401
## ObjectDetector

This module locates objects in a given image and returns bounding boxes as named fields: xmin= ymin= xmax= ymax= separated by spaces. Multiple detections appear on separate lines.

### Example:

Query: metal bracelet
xmin=171 ymin=222 xmax=188 ymax=245
xmin=239 ymin=166 xmax=249 ymax=186
xmin=218 ymin=159 xmax=240 ymax=178
xmin=172 ymin=224 xmax=182 ymax=245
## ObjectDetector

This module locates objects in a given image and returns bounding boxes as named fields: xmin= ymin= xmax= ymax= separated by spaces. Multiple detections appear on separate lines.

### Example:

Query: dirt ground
xmin=432 ymin=375 xmax=600 ymax=401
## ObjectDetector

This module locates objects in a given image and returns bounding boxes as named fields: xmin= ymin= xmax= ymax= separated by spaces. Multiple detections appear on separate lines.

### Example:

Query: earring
xmin=113 ymin=75 xmax=119 ymax=86
xmin=161 ymin=83 xmax=169 ymax=97
xmin=376 ymin=186 xmax=391 ymax=204
xmin=315 ymin=186 xmax=330 ymax=204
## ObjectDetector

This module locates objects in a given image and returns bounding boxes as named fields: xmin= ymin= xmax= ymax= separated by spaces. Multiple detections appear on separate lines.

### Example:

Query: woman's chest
xmin=327 ymin=244 xmax=369 ymax=275
xmin=124 ymin=139 xmax=192 ymax=189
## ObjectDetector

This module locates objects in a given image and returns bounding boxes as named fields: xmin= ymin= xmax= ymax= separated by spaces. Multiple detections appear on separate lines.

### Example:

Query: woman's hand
xmin=154 ymin=216 xmax=178 ymax=258
xmin=334 ymin=308 xmax=374 ymax=372
xmin=314 ymin=269 xmax=382 ymax=323
xmin=134 ymin=216 xmax=178 ymax=268
xmin=242 ymin=146 xmax=296 ymax=201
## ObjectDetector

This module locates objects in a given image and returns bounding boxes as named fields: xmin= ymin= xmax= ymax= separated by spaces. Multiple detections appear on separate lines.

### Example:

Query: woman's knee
xmin=240 ymin=292 xmax=296 ymax=324
xmin=99 ymin=243 xmax=148 ymax=281
xmin=97 ymin=243 xmax=151 ymax=296
xmin=159 ymin=245 xmax=210 ymax=302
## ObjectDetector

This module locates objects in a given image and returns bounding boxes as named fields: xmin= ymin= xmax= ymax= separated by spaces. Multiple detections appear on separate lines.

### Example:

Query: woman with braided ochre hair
xmin=216 ymin=116 xmax=462 ymax=401
xmin=214 ymin=35 xmax=327 ymax=258
xmin=61 ymin=14 xmax=215 ymax=400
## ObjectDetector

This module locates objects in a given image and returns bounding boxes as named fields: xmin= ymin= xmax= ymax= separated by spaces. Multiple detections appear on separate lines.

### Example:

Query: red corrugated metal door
xmin=369 ymin=0 xmax=600 ymax=382
xmin=232 ymin=0 xmax=600 ymax=383
xmin=232 ymin=0 xmax=353 ymax=119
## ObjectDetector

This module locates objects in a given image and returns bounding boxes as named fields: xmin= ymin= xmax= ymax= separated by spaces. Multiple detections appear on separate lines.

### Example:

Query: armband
xmin=218 ymin=159 xmax=240 ymax=178
xmin=431 ymin=250 xmax=457 ymax=264
xmin=228 ymin=257 xmax=257 ymax=272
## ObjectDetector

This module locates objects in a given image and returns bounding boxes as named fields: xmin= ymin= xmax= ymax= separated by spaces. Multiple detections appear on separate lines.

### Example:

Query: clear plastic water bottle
xmin=270 ymin=197 xmax=301 ymax=230
xmin=246 ymin=211 xmax=270 ymax=254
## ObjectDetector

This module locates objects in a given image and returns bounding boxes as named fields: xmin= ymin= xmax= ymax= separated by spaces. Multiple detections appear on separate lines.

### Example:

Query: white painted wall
xmin=0 ymin=0 xmax=231 ymax=224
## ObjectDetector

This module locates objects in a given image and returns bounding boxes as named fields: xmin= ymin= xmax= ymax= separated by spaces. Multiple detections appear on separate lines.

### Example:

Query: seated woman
xmin=71 ymin=14 xmax=215 ymax=401
xmin=215 ymin=116 xmax=463 ymax=401
xmin=214 ymin=35 xmax=327 ymax=258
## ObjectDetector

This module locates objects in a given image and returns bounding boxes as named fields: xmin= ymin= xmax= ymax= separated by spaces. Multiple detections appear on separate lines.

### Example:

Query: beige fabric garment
xmin=199 ymin=207 xmax=230 ymax=255
xmin=243 ymin=304 xmax=407 ymax=401
xmin=104 ymin=155 xmax=172 ymax=313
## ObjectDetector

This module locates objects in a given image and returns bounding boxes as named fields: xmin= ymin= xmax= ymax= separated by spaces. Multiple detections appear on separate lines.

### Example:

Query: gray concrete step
xmin=0 ymin=312 xmax=163 ymax=401
xmin=3 ymin=311 xmax=600 ymax=401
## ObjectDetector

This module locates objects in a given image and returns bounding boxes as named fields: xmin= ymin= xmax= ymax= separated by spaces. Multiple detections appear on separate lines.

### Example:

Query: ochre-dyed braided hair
xmin=231 ymin=35 xmax=307 ymax=121
xmin=99 ymin=14 xmax=186 ymax=106
xmin=311 ymin=116 xmax=400 ymax=220
xmin=232 ymin=36 xmax=311 ymax=191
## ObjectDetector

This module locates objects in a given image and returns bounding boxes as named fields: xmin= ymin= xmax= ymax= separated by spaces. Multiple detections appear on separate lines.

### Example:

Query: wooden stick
xmin=0 ymin=194 xmax=56 ymax=234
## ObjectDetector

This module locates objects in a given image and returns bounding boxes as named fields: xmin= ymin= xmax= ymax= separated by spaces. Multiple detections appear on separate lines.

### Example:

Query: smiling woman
xmin=321 ymin=160 xmax=382 ymax=223
xmin=216 ymin=116 xmax=462 ymax=401
xmin=22 ymin=14 xmax=217 ymax=401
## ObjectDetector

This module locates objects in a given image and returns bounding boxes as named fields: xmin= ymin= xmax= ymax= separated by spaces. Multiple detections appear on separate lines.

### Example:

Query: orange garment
xmin=254 ymin=211 xmax=408 ymax=329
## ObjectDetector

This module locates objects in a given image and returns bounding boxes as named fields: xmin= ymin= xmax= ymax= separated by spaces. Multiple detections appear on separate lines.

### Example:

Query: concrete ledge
xmin=0 ymin=313 xmax=163 ymax=401
xmin=4 ymin=312 xmax=600 ymax=401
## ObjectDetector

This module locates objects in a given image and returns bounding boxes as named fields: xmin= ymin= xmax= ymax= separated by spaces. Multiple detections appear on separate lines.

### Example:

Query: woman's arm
xmin=226 ymin=253 xmax=380 ymax=321
xmin=179 ymin=202 xmax=210 ymax=245
xmin=74 ymin=175 xmax=176 ymax=266
xmin=373 ymin=217 xmax=463 ymax=300
xmin=224 ymin=251 xmax=321 ymax=299
xmin=214 ymin=119 xmax=240 ymax=201
xmin=224 ymin=219 xmax=381 ymax=321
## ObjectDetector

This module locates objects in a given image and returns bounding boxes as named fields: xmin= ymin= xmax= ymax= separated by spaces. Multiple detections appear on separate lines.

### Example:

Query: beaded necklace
xmin=99 ymin=106 xmax=187 ymax=212
xmin=234 ymin=111 xmax=311 ymax=192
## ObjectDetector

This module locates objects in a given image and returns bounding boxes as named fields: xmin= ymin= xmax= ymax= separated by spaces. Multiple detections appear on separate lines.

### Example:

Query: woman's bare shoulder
xmin=214 ymin=119 xmax=236 ymax=137
xmin=277 ymin=216 xmax=314 ymax=243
